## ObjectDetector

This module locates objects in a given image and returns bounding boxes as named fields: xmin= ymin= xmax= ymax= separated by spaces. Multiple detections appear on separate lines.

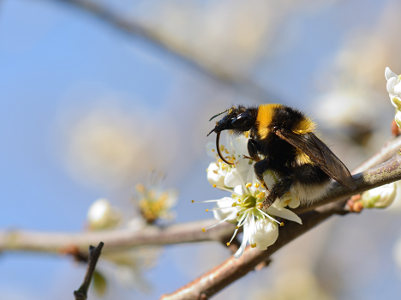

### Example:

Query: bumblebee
xmin=207 ymin=104 xmax=353 ymax=209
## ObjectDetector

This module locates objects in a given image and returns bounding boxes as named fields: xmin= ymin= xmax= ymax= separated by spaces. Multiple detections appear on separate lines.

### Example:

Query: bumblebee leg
xmin=247 ymin=139 xmax=260 ymax=161
xmin=262 ymin=176 xmax=293 ymax=210
xmin=254 ymin=158 xmax=271 ymax=189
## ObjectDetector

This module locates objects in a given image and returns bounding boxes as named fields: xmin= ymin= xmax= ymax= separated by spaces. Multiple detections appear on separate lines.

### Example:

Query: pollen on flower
xmin=205 ymin=209 xmax=209 ymax=212
xmin=202 ymin=228 xmax=206 ymax=232
xmin=244 ymin=131 xmax=249 ymax=138
xmin=256 ymin=192 xmax=266 ymax=199
xmin=211 ymin=149 xmax=215 ymax=152
xmin=280 ymin=222 xmax=285 ymax=227
xmin=203 ymin=131 xmax=302 ymax=258
xmin=191 ymin=200 xmax=195 ymax=203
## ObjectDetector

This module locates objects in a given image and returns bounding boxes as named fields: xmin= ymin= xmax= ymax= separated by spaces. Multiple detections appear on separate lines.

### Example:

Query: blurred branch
xmin=44 ymin=0 xmax=278 ymax=102
xmin=74 ymin=242 xmax=104 ymax=300
xmin=0 ymin=220 xmax=234 ymax=255
xmin=161 ymin=139 xmax=401 ymax=299
xmin=353 ymin=136 xmax=401 ymax=173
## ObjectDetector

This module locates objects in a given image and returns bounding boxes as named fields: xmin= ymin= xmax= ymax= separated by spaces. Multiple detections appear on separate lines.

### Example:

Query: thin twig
xmin=74 ymin=242 xmax=104 ymax=300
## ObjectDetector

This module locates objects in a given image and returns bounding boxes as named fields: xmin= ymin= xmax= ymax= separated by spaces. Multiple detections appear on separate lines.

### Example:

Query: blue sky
xmin=1 ymin=0 xmax=401 ymax=299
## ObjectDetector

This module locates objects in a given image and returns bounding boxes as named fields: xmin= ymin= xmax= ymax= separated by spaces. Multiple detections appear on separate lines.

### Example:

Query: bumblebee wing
xmin=275 ymin=130 xmax=353 ymax=188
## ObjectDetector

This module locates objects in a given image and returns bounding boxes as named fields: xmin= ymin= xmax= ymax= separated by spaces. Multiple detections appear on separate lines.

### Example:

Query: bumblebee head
xmin=207 ymin=106 xmax=255 ymax=136
xmin=207 ymin=106 xmax=256 ymax=165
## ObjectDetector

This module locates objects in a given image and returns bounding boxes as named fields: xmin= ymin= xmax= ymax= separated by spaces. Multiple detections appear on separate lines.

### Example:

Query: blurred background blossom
xmin=3 ymin=0 xmax=401 ymax=299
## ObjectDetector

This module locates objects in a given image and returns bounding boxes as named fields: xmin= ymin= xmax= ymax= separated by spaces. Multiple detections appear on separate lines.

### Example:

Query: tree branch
xmin=1 ymin=137 xmax=401 ymax=257
xmin=74 ymin=242 xmax=104 ymax=300
xmin=2 ymin=151 xmax=399 ymax=257
xmin=161 ymin=207 xmax=340 ymax=300
xmin=0 ymin=220 xmax=234 ymax=255
xmin=161 ymin=143 xmax=401 ymax=299
xmin=1 ymin=130 xmax=399 ymax=298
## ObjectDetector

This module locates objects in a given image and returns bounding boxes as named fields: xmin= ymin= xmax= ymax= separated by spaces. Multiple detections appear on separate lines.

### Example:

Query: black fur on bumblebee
xmin=207 ymin=104 xmax=353 ymax=209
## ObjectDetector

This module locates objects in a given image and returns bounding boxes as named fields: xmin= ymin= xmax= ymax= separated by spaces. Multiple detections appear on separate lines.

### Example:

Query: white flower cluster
xmin=352 ymin=68 xmax=401 ymax=211
xmin=355 ymin=67 xmax=401 ymax=211
xmin=385 ymin=67 xmax=401 ymax=128
xmin=86 ymin=198 xmax=160 ymax=293
xmin=203 ymin=132 xmax=301 ymax=258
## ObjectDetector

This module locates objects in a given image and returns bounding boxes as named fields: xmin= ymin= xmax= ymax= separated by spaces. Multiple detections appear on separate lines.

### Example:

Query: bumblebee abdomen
xmin=290 ymin=164 xmax=330 ymax=203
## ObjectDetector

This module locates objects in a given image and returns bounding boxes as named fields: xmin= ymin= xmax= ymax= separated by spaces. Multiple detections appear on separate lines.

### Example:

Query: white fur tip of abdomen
xmin=290 ymin=181 xmax=330 ymax=206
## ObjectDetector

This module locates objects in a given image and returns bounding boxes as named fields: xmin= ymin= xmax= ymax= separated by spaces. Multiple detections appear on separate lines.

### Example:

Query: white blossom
xmin=136 ymin=183 xmax=178 ymax=224
xmin=206 ymin=132 xmax=249 ymax=188
xmin=385 ymin=67 xmax=401 ymax=127
xmin=203 ymin=132 xmax=301 ymax=257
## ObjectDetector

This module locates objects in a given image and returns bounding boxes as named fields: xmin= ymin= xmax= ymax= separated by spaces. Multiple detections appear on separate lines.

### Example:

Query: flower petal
xmin=248 ymin=218 xmax=279 ymax=250
xmin=267 ymin=205 xmax=303 ymax=224
xmin=385 ymin=67 xmax=397 ymax=81
xmin=207 ymin=162 xmax=227 ymax=188
xmin=212 ymin=197 xmax=238 ymax=222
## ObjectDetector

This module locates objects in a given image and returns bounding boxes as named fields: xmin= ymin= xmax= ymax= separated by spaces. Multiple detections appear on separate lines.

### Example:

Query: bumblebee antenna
xmin=207 ymin=128 xmax=215 ymax=137
xmin=209 ymin=109 xmax=229 ymax=122
xmin=216 ymin=131 xmax=234 ymax=165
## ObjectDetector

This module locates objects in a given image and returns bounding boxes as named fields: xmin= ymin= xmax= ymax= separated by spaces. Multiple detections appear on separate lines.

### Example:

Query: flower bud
xmin=87 ymin=198 xmax=121 ymax=230
xmin=361 ymin=183 xmax=397 ymax=209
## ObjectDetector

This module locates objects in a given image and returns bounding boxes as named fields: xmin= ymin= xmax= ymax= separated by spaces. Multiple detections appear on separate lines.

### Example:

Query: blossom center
xmin=241 ymin=195 xmax=257 ymax=209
